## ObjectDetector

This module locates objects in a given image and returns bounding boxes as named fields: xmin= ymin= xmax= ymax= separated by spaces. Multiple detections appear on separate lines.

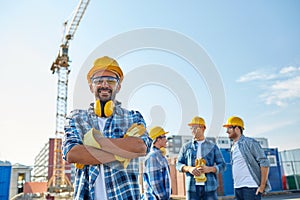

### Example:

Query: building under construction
xmin=33 ymin=138 xmax=73 ymax=184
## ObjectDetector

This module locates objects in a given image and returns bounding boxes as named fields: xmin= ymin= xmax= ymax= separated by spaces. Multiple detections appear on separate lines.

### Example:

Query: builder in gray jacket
xmin=223 ymin=116 xmax=271 ymax=200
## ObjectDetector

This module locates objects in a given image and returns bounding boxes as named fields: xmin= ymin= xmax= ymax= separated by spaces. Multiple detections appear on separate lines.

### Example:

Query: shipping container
xmin=285 ymin=175 xmax=300 ymax=190
xmin=265 ymin=148 xmax=283 ymax=191
xmin=0 ymin=161 xmax=12 ymax=200
xmin=219 ymin=148 xmax=283 ymax=196
xmin=220 ymin=149 xmax=234 ymax=196
xmin=279 ymin=148 xmax=300 ymax=190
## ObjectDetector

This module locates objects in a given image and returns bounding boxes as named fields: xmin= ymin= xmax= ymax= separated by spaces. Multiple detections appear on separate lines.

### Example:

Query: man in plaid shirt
xmin=176 ymin=116 xmax=226 ymax=200
xmin=142 ymin=126 xmax=171 ymax=200
xmin=62 ymin=56 xmax=152 ymax=200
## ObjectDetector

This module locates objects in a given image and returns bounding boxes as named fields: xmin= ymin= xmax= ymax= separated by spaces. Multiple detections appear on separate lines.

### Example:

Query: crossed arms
xmin=66 ymin=136 xmax=147 ymax=165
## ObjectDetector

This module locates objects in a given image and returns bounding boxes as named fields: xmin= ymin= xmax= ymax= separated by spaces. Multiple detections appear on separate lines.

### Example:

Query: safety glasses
xmin=91 ymin=76 xmax=119 ymax=86
xmin=190 ymin=125 xmax=205 ymax=130
xmin=227 ymin=126 xmax=236 ymax=130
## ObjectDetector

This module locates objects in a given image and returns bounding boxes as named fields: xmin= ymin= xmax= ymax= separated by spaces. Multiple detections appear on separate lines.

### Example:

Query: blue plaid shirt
xmin=142 ymin=147 xmax=171 ymax=200
xmin=176 ymin=139 xmax=226 ymax=193
xmin=62 ymin=102 xmax=152 ymax=200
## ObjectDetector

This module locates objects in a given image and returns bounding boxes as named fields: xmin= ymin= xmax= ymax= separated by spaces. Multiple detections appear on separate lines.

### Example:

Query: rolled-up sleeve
xmin=132 ymin=111 xmax=152 ymax=153
xmin=62 ymin=111 xmax=84 ymax=160
xmin=214 ymin=145 xmax=226 ymax=174
xmin=252 ymin=141 xmax=270 ymax=167
xmin=176 ymin=145 xmax=187 ymax=172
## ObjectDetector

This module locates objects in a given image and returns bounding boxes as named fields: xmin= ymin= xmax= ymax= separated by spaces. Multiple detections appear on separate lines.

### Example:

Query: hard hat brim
xmin=223 ymin=124 xmax=244 ymax=129
xmin=150 ymin=131 xmax=169 ymax=140
xmin=188 ymin=123 xmax=196 ymax=126
xmin=188 ymin=123 xmax=206 ymax=127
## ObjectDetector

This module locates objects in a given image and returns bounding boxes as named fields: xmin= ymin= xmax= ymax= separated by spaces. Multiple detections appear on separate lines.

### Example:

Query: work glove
xmin=115 ymin=123 xmax=146 ymax=168
xmin=124 ymin=123 xmax=146 ymax=137
xmin=194 ymin=158 xmax=207 ymax=183
xmin=75 ymin=128 xmax=103 ymax=169
xmin=83 ymin=128 xmax=103 ymax=149
xmin=114 ymin=155 xmax=131 ymax=169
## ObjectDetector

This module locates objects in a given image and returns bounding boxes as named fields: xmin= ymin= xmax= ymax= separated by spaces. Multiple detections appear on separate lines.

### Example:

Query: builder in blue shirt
xmin=176 ymin=116 xmax=226 ymax=200
xmin=142 ymin=126 xmax=171 ymax=200
xmin=62 ymin=56 xmax=152 ymax=200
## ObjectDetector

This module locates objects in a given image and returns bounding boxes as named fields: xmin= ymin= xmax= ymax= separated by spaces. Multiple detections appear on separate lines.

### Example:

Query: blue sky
xmin=1 ymin=1 xmax=299 ymax=166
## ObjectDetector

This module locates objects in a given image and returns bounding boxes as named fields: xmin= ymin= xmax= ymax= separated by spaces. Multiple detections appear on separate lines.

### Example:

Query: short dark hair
xmin=237 ymin=126 xmax=243 ymax=134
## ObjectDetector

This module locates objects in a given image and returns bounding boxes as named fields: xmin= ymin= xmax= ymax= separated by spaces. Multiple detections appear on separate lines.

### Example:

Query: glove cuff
xmin=84 ymin=128 xmax=101 ymax=149
xmin=114 ymin=155 xmax=130 ymax=169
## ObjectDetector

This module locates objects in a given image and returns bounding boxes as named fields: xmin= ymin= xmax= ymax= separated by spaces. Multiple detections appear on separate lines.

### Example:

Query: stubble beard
xmin=97 ymin=87 xmax=116 ymax=102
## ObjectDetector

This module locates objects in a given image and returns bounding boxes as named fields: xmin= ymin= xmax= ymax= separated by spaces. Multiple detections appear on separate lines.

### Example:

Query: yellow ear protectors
xmin=160 ymin=147 xmax=167 ymax=156
xmin=94 ymin=100 xmax=114 ymax=117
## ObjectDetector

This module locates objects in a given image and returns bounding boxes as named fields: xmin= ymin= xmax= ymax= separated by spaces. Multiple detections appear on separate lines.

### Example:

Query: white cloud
xmin=279 ymin=66 xmax=300 ymax=74
xmin=238 ymin=66 xmax=300 ymax=106
xmin=261 ymin=76 xmax=300 ymax=106
xmin=237 ymin=70 xmax=276 ymax=82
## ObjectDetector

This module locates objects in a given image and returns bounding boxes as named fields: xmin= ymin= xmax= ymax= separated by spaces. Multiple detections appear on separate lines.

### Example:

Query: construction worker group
xmin=62 ymin=56 xmax=271 ymax=200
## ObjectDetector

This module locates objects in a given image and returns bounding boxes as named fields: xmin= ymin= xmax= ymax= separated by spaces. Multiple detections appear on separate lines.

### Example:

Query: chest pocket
xmin=202 ymin=146 xmax=215 ymax=166
xmin=186 ymin=148 xmax=197 ymax=166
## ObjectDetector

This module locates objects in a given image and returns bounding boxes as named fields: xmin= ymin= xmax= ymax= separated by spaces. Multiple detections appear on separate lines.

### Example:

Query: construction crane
xmin=49 ymin=0 xmax=90 ymax=193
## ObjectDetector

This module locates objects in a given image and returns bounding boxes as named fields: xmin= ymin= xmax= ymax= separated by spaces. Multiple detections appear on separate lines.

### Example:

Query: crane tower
xmin=49 ymin=0 xmax=90 ymax=193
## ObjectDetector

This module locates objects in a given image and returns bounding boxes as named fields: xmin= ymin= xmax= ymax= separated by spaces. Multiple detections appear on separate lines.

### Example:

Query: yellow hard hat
xmin=149 ymin=126 xmax=168 ymax=140
xmin=223 ymin=116 xmax=244 ymax=129
xmin=188 ymin=116 xmax=206 ymax=127
xmin=87 ymin=56 xmax=124 ymax=84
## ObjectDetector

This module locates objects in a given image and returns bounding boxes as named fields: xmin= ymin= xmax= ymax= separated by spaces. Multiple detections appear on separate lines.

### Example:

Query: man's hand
xmin=183 ymin=166 xmax=201 ymax=176
xmin=199 ymin=165 xmax=216 ymax=174
xmin=190 ymin=167 xmax=201 ymax=176
xmin=256 ymin=186 xmax=265 ymax=195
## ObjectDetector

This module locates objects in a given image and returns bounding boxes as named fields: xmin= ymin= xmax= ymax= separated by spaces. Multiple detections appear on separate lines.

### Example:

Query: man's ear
xmin=116 ymin=83 xmax=121 ymax=93
xmin=89 ymin=84 xmax=93 ymax=93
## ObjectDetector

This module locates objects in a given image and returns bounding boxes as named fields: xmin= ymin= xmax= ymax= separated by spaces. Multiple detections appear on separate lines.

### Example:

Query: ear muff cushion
xmin=94 ymin=100 xmax=114 ymax=117
xmin=94 ymin=100 xmax=102 ymax=117
xmin=103 ymin=100 xmax=114 ymax=117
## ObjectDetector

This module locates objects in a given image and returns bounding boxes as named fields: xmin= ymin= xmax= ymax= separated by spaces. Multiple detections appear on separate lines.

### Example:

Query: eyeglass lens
xmin=92 ymin=76 xmax=119 ymax=85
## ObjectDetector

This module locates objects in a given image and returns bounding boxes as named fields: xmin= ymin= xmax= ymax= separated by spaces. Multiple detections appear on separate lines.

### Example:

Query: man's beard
xmin=97 ymin=87 xmax=115 ymax=102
